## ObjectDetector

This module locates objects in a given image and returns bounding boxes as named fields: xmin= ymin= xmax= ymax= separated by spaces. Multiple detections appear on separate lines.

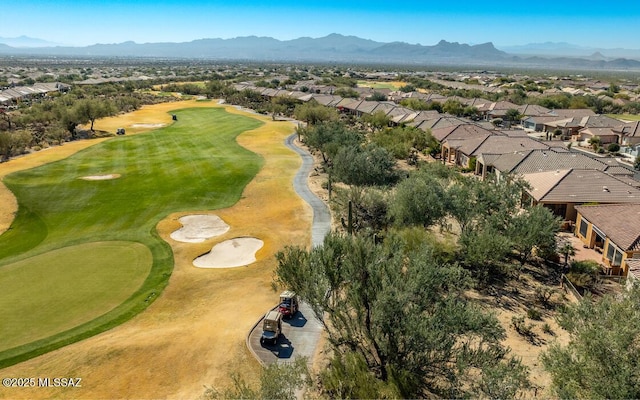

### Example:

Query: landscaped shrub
xmin=566 ymin=259 xmax=600 ymax=292
xmin=607 ymin=143 xmax=620 ymax=153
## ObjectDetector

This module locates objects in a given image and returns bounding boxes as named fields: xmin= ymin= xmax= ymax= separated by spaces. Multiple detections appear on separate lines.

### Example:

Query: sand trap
xmin=170 ymin=214 xmax=230 ymax=243
xmin=80 ymin=174 xmax=121 ymax=180
xmin=131 ymin=123 xmax=166 ymax=128
xmin=194 ymin=237 xmax=264 ymax=268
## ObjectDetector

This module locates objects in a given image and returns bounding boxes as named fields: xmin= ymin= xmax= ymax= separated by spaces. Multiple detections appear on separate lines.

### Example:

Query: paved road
xmin=246 ymin=133 xmax=329 ymax=365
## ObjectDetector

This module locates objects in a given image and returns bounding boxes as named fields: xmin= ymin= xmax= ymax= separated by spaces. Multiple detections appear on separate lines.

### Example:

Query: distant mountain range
xmin=499 ymin=42 xmax=640 ymax=60
xmin=1 ymin=34 xmax=640 ymax=70
xmin=0 ymin=35 xmax=61 ymax=48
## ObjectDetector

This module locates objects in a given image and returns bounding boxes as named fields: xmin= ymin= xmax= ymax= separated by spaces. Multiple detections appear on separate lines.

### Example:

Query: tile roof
xmin=575 ymin=204 xmax=640 ymax=251
xmin=430 ymin=123 xmax=493 ymax=142
xmin=512 ymin=149 xmax=613 ymax=174
xmin=523 ymin=169 xmax=640 ymax=204
xmin=546 ymin=109 xmax=596 ymax=118
xmin=472 ymin=135 xmax=550 ymax=156
xmin=615 ymin=121 xmax=640 ymax=138
xmin=411 ymin=116 xmax=468 ymax=132
xmin=626 ymin=259 xmax=640 ymax=279
xmin=517 ymin=104 xmax=551 ymax=116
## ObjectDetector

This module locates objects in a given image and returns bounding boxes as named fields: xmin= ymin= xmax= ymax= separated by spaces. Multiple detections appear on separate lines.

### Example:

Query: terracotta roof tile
xmin=575 ymin=204 xmax=640 ymax=251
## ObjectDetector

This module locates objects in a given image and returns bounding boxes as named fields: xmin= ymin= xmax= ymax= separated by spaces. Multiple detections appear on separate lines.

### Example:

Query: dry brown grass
xmin=0 ymin=101 xmax=311 ymax=399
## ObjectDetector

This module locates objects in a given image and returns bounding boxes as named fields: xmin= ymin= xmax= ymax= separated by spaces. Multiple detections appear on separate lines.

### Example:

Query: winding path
xmin=285 ymin=133 xmax=331 ymax=247
xmin=246 ymin=132 xmax=329 ymax=366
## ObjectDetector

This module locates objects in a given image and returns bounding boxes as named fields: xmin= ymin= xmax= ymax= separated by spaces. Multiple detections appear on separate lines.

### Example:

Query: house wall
xmin=575 ymin=212 xmax=595 ymax=247
xmin=577 ymin=132 xmax=618 ymax=145
xmin=542 ymin=202 xmax=576 ymax=221
xmin=575 ymin=211 xmax=640 ymax=277
xmin=602 ymin=239 xmax=627 ymax=275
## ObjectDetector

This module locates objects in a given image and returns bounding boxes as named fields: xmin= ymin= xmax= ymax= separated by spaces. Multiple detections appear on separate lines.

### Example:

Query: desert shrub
xmin=512 ymin=315 xmax=533 ymax=336
xmin=535 ymin=285 xmax=556 ymax=307
xmin=527 ymin=308 xmax=543 ymax=321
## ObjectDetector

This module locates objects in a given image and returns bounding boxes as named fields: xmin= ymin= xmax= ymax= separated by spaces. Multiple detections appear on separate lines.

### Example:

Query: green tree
xmin=635 ymin=155 xmax=640 ymax=170
xmin=389 ymin=168 xmax=448 ymax=228
xmin=504 ymin=108 xmax=523 ymax=124
xmin=275 ymin=233 xmax=530 ymax=398
xmin=366 ymin=91 xmax=387 ymax=101
xmin=304 ymin=121 xmax=362 ymax=164
xmin=332 ymin=144 xmax=399 ymax=186
xmin=74 ymin=98 xmax=116 ymax=131
xmin=362 ymin=110 xmax=390 ymax=131
xmin=442 ymin=99 xmax=464 ymax=116
xmin=0 ymin=129 xmax=32 ymax=161
xmin=508 ymin=205 xmax=561 ymax=265
xmin=203 ymin=357 xmax=310 ymax=400
xmin=541 ymin=286 xmax=640 ymax=399
xmin=293 ymin=100 xmax=338 ymax=125
xmin=334 ymin=87 xmax=359 ymax=98
xmin=588 ymin=135 xmax=601 ymax=151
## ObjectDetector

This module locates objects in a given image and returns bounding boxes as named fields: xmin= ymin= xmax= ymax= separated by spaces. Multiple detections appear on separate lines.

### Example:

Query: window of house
xmin=579 ymin=217 xmax=588 ymax=237
xmin=606 ymin=243 xmax=615 ymax=262
xmin=613 ymin=249 xmax=623 ymax=267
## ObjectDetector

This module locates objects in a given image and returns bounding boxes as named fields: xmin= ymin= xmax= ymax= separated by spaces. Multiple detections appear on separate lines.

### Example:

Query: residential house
xmin=410 ymin=116 xmax=468 ymax=133
xmin=443 ymin=133 xmax=550 ymax=170
xmin=521 ymin=169 xmax=640 ymax=222
xmin=574 ymin=204 xmax=640 ymax=277
xmin=434 ymin=124 xmax=495 ymax=165
xmin=614 ymin=121 xmax=640 ymax=146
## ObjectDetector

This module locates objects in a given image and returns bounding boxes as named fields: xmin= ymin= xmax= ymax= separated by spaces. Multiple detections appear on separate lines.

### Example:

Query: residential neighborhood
xmin=2 ymin=59 xmax=640 ymax=399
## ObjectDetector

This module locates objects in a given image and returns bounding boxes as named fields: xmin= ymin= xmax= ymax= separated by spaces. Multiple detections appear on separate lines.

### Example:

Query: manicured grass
xmin=0 ymin=106 xmax=264 ymax=367
xmin=608 ymin=113 xmax=640 ymax=121
xmin=357 ymin=80 xmax=408 ymax=90
xmin=0 ymin=241 xmax=151 ymax=351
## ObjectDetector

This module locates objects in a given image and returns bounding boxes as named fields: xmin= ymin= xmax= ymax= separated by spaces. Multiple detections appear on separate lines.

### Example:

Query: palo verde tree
xmin=541 ymin=285 xmax=640 ymax=399
xmin=293 ymin=100 xmax=338 ymax=126
xmin=275 ymin=232 xmax=530 ymax=398
xmin=303 ymin=120 xmax=363 ymax=164
xmin=332 ymin=144 xmax=399 ymax=186
xmin=508 ymin=204 xmax=561 ymax=266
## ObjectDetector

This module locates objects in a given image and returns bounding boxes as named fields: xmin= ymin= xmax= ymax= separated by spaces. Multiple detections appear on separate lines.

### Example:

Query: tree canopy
xmin=275 ymin=232 xmax=530 ymax=398
xmin=542 ymin=286 xmax=640 ymax=399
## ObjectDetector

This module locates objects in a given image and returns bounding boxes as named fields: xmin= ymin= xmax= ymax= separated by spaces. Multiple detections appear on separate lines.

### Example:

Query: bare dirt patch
xmin=194 ymin=237 xmax=264 ymax=268
xmin=170 ymin=214 xmax=230 ymax=243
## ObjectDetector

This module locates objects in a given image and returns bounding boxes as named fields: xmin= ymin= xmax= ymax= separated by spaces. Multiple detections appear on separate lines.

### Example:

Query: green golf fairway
xmin=0 ymin=106 xmax=264 ymax=367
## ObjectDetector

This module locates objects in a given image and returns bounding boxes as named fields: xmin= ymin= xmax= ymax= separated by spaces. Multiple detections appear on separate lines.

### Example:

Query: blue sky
xmin=2 ymin=0 xmax=639 ymax=49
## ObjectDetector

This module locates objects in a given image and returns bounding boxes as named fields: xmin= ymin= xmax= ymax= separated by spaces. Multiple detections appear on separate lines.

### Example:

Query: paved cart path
xmin=247 ymin=133 xmax=329 ymax=365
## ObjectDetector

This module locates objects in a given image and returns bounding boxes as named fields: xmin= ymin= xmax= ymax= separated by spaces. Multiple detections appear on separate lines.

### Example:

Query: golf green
xmin=0 ymin=241 xmax=152 ymax=352
xmin=0 ymin=106 xmax=264 ymax=367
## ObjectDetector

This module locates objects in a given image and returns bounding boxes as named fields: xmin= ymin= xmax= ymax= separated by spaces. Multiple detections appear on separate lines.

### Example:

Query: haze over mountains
xmin=1 ymin=34 xmax=640 ymax=70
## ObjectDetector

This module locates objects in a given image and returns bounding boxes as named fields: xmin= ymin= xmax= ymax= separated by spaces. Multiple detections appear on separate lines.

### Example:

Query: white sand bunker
xmin=170 ymin=214 xmax=230 ymax=243
xmin=81 ymin=174 xmax=121 ymax=181
xmin=131 ymin=123 xmax=166 ymax=128
xmin=194 ymin=237 xmax=264 ymax=268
